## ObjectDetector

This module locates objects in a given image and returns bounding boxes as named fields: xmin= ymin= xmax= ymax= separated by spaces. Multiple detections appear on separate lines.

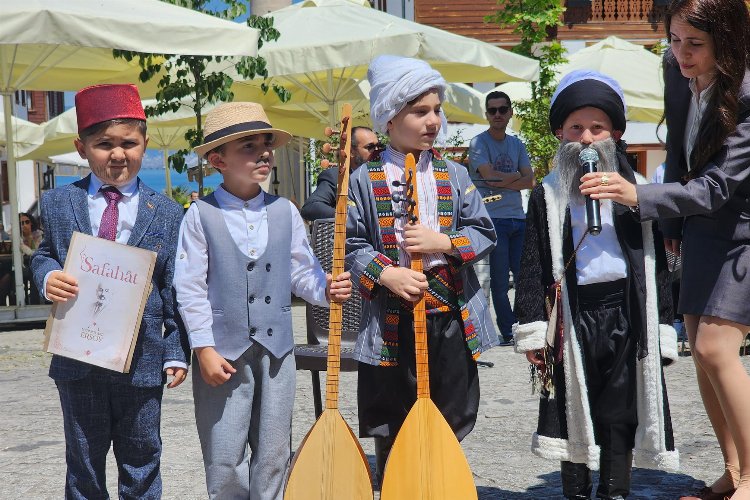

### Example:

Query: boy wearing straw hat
xmin=174 ymin=102 xmax=352 ymax=500
xmin=30 ymin=83 xmax=188 ymax=499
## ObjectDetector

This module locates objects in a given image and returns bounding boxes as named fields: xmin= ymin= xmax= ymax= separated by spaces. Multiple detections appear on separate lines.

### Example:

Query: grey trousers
xmin=193 ymin=344 xmax=295 ymax=500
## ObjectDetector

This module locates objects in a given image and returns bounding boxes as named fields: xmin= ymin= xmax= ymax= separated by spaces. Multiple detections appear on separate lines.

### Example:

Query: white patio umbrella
xmin=1 ymin=0 xmax=261 ymax=306
xmin=495 ymin=36 xmax=665 ymax=126
xmin=228 ymin=0 xmax=539 ymax=127
xmin=0 ymin=116 xmax=43 ymax=158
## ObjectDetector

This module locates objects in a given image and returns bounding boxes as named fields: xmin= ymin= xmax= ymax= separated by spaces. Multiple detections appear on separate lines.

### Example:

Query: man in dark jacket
xmin=301 ymin=126 xmax=379 ymax=221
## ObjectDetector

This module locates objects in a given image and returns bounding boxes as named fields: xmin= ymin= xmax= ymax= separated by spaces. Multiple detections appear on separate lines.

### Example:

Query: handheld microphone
xmin=579 ymin=147 xmax=602 ymax=235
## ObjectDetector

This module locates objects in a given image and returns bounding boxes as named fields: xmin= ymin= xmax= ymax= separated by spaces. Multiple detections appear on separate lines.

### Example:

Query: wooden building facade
xmin=410 ymin=0 xmax=669 ymax=48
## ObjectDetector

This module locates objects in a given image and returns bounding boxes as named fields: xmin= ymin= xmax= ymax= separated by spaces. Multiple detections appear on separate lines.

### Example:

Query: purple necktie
xmin=98 ymin=186 xmax=123 ymax=241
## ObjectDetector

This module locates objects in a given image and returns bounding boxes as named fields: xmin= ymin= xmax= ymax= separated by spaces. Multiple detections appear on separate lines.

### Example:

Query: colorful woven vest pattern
xmin=365 ymin=157 xmax=480 ymax=366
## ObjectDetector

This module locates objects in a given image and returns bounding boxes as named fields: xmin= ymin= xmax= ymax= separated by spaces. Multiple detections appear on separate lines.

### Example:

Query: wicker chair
xmin=294 ymin=218 xmax=362 ymax=418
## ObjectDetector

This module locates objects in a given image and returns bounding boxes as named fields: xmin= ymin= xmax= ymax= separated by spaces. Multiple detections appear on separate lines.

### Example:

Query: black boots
xmin=373 ymin=436 xmax=394 ymax=490
xmin=561 ymin=461 xmax=593 ymax=499
xmin=596 ymin=448 xmax=633 ymax=499
xmin=561 ymin=447 xmax=632 ymax=500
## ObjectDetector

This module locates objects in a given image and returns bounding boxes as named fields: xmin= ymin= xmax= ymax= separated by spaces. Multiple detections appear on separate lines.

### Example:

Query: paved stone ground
xmin=0 ymin=304 xmax=745 ymax=499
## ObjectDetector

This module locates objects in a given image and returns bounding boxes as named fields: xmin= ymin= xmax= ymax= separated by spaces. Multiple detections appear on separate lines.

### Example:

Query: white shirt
xmin=45 ymin=173 xmax=186 ymax=371
xmin=684 ymin=78 xmax=714 ymax=171
xmin=382 ymin=146 xmax=449 ymax=270
xmin=175 ymin=185 xmax=329 ymax=349
xmin=570 ymin=200 xmax=628 ymax=285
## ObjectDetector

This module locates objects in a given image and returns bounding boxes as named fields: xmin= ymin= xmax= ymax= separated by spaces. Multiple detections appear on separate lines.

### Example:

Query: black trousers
xmin=357 ymin=310 xmax=480 ymax=441
xmin=577 ymin=279 xmax=637 ymax=451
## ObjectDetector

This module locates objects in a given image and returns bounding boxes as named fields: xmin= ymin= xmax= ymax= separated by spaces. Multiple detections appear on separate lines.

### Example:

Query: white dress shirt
xmin=382 ymin=146 xmax=449 ymax=270
xmin=175 ymin=185 xmax=329 ymax=350
xmin=571 ymin=200 xmax=628 ymax=285
xmin=684 ymin=79 xmax=714 ymax=171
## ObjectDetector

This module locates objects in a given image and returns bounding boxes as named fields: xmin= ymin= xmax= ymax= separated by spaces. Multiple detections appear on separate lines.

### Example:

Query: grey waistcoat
xmin=196 ymin=193 xmax=293 ymax=360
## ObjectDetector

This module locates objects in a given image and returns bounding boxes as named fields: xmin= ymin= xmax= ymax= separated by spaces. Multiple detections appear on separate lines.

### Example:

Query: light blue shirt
xmin=468 ymin=131 xmax=531 ymax=219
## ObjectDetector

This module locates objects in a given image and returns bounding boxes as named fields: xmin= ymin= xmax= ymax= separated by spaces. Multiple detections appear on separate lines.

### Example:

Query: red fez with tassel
xmin=75 ymin=84 xmax=146 ymax=133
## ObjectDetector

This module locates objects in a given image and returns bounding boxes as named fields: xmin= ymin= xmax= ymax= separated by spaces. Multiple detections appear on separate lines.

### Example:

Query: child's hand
xmin=403 ymin=224 xmax=452 ymax=254
xmin=46 ymin=271 xmax=79 ymax=302
xmin=195 ymin=347 xmax=236 ymax=387
xmin=379 ymin=266 xmax=428 ymax=302
xmin=165 ymin=367 xmax=188 ymax=388
xmin=326 ymin=272 xmax=352 ymax=303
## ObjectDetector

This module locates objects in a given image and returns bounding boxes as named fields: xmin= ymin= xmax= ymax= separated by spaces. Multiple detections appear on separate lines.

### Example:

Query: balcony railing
xmin=566 ymin=0 xmax=667 ymax=24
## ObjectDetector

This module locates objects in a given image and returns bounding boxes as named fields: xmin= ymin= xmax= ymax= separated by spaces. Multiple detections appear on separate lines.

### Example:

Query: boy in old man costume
xmin=345 ymin=55 xmax=498 ymax=486
xmin=513 ymin=70 xmax=679 ymax=499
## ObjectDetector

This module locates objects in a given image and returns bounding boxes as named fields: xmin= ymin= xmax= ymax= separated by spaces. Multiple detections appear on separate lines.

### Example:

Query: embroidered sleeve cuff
xmin=513 ymin=321 xmax=548 ymax=353
xmin=188 ymin=330 xmax=216 ymax=350
xmin=445 ymin=231 xmax=476 ymax=265
xmin=659 ymin=323 xmax=679 ymax=366
xmin=359 ymin=253 xmax=393 ymax=299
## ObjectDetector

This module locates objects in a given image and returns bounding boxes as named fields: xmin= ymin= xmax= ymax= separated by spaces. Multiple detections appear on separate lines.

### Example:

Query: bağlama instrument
xmin=380 ymin=153 xmax=478 ymax=500
xmin=284 ymin=104 xmax=373 ymax=500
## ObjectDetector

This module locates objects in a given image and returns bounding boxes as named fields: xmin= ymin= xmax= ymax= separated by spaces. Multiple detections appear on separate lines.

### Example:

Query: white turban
xmin=368 ymin=55 xmax=449 ymax=144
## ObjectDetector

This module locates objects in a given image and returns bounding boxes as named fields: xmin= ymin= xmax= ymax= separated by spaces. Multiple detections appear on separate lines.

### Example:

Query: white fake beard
xmin=554 ymin=138 xmax=618 ymax=210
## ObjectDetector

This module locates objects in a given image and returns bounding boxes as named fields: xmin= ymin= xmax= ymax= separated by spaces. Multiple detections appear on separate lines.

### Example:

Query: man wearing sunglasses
xmin=468 ymin=91 xmax=535 ymax=345
xmin=301 ymin=126 xmax=381 ymax=221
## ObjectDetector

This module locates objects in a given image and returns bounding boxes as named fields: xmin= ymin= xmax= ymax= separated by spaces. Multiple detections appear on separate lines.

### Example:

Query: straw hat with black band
xmin=194 ymin=102 xmax=292 ymax=157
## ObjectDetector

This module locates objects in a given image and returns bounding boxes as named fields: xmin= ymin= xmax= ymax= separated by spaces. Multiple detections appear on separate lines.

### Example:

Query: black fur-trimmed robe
xmin=513 ymin=156 xmax=680 ymax=471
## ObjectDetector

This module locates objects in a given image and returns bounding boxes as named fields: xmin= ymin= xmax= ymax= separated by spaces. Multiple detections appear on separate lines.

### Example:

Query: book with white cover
xmin=43 ymin=232 xmax=156 ymax=373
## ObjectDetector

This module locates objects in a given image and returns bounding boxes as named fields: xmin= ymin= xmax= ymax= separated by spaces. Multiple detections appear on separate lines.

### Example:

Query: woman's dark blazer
xmin=637 ymin=52 xmax=750 ymax=242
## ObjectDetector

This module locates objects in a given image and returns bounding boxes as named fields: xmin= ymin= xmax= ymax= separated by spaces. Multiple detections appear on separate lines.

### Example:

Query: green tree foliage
xmin=486 ymin=0 xmax=567 ymax=179
xmin=113 ymin=0 xmax=290 ymax=194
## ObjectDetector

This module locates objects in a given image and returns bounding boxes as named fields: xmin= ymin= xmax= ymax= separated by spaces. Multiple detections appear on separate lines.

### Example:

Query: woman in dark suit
xmin=580 ymin=1 xmax=750 ymax=498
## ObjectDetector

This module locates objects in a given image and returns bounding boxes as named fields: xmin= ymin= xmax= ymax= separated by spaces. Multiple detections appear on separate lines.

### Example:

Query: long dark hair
xmin=665 ymin=0 xmax=750 ymax=172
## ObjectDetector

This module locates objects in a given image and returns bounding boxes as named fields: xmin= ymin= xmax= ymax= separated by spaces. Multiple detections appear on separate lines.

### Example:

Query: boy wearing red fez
xmin=30 ymin=84 xmax=189 ymax=499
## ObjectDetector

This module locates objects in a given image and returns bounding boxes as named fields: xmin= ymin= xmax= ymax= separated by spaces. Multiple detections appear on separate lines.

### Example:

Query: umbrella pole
xmin=2 ymin=91 xmax=27 ymax=307
xmin=163 ymin=149 xmax=173 ymax=199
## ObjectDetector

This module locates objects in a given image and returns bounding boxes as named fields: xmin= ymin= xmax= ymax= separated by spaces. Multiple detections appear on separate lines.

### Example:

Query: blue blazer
xmin=31 ymin=175 xmax=188 ymax=387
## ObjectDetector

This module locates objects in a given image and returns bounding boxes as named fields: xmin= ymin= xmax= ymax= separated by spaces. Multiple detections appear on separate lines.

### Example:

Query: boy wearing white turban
xmin=345 ymin=55 xmax=499 ymax=485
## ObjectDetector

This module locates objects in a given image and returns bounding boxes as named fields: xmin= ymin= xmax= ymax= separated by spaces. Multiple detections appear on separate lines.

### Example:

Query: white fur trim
xmin=541 ymin=174 xmax=599 ymax=466
xmin=532 ymin=433 xmax=600 ymax=470
xmin=513 ymin=321 xmax=547 ymax=352
xmin=634 ymin=220 xmax=679 ymax=471
xmin=634 ymin=449 xmax=680 ymax=472
xmin=659 ymin=324 xmax=679 ymax=366
xmin=542 ymin=171 xmax=565 ymax=280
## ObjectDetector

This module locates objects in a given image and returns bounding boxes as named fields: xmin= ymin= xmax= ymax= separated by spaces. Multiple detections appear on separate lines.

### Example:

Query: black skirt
xmin=357 ymin=310 xmax=479 ymax=441
xmin=680 ymin=215 xmax=750 ymax=325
